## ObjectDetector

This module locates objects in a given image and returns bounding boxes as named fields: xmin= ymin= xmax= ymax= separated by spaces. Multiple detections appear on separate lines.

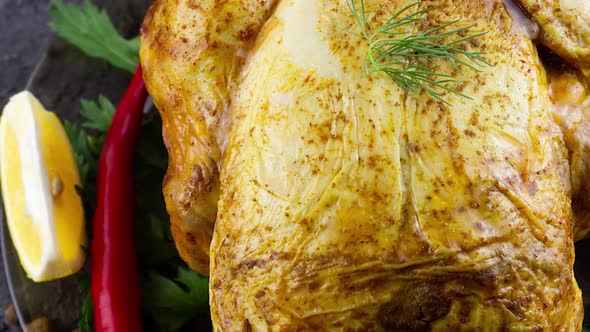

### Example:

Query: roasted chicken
xmin=140 ymin=0 xmax=590 ymax=330
xmin=517 ymin=0 xmax=590 ymax=80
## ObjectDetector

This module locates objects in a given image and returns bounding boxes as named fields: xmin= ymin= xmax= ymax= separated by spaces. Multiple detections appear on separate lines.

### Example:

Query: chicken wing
xmin=514 ymin=0 xmax=590 ymax=82
xmin=140 ymin=0 xmax=277 ymax=274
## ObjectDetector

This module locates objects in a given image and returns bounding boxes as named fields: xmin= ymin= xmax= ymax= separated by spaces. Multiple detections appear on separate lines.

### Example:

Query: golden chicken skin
xmin=140 ymin=0 xmax=590 ymax=330
xmin=517 ymin=0 xmax=590 ymax=81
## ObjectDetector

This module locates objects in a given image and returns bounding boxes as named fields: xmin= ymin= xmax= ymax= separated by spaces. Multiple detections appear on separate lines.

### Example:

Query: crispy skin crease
xmin=209 ymin=0 xmax=583 ymax=330
xmin=548 ymin=69 xmax=590 ymax=240
xmin=514 ymin=0 xmax=590 ymax=82
xmin=140 ymin=0 xmax=277 ymax=274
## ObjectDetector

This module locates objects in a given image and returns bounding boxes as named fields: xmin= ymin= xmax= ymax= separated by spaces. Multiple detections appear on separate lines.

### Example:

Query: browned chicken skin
xmin=515 ymin=0 xmax=590 ymax=83
xmin=548 ymin=68 xmax=590 ymax=241
xmin=141 ymin=0 xmax=277 ymax=275
xmin=140 ymin=0 xmax=590 ymax=330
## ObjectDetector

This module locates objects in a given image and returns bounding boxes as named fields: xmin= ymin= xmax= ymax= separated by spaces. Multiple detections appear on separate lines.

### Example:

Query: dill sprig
xmin=343 ymin=0 xmax=491 ymax=105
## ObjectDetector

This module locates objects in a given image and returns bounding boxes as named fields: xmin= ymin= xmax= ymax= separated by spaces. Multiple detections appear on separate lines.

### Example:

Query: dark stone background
xmin=0 ymin=1 xmax=53 ymax=330
xmin=0 ymin=0 xmax=149 ymax=330
xmin=0 ymin=0 xmax=53 ymax=114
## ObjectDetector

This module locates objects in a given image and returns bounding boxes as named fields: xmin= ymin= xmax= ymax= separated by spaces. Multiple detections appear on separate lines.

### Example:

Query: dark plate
xmin=2 ymin=0 xmax=590 ymax=331
xmin=1 ymin=1 xmax=150 ymax=330
xmin=577 ymin=240 xmax=590 ymax=326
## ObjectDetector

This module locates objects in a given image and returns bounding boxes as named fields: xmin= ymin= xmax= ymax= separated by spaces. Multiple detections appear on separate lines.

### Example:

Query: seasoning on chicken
xmin=140 ymin=0 xmax=589 ymax=330
xmin=514 ymin=0 xmax=590 ymax=82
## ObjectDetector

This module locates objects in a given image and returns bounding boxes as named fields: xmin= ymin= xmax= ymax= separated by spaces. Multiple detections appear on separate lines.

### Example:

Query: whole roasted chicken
xmin=140 ymin=0 xmax=590 ymax=330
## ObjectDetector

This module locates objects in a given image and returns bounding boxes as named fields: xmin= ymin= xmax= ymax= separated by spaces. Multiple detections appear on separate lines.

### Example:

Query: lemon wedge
xmin=0 ymin=91 xmax=86 ymax=282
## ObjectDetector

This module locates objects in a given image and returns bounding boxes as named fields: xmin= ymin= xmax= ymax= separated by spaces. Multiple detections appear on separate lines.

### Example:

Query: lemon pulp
xmin=0 ymin=91 xmax=86 ymax=282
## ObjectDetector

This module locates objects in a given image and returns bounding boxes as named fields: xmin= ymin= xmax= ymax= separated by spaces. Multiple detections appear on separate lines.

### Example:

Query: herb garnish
xmin=342 ymin=0 xmax=491 ymax=104
xmin=49 ymin=0 xmax=139 ymax=73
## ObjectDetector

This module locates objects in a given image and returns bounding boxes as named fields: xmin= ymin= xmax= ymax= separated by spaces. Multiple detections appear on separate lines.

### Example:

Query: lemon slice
xmin=0 ymin=91 xmax=86 ymax=282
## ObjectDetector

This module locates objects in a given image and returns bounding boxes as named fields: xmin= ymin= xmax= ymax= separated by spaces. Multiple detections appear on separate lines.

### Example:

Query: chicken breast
xmin=140 ymin=0 xmax=587 ymax=330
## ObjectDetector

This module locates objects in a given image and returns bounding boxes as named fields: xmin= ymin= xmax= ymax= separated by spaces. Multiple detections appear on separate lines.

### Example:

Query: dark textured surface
xmin=0 ymin=0 xmax=150 ymax=330
xmin=0 ymin=0 xmax=53 ymax=111
xmin=0 ymin=1 xmax=53 ymax=330
xmin=577 ymin=240 xmax=590 ymax=326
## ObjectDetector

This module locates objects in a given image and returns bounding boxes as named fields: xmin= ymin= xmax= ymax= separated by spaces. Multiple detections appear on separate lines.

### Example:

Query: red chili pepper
xmin=91 ymin=65 xmax=146 ymax=332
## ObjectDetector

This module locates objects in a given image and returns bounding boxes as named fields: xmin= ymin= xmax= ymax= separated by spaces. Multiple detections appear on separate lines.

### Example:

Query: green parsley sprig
xmin=64 ymin=96 xmax=113 ymax=186
xmin=49 ymin=0 xmax=139 ymax=73
xmin=343 ymin=0 xmax=491 ymax=105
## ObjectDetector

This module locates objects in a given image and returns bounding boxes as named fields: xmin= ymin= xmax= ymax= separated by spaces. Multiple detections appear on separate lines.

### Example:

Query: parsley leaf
xmin=176 ymin=268 xmax=209 ymax=310
xmin=135 ymin=215 xmax=178 ymax=266
xmin=49 ymin=0 xmax=139 ymax=73
xmin=79 ymin=294 xmax=94 ymax=332
xmin=80 ymin=95 xmax=116 ymax=132
xmin=64 ymin=120 xmax=94 ymax=184
xmin=142 ymin=268 xmax=209 ymax=332
xmin=63 ymin=95 xmax=113 ymax=184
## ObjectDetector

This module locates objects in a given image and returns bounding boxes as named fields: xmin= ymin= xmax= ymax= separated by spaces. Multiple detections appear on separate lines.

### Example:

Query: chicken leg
xmin=548 ymin=67 xmax=590 ymax=240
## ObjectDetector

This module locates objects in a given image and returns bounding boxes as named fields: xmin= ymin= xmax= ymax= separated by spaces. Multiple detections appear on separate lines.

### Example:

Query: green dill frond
xmin=342 ymin=0 xmax=492 ymax=105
